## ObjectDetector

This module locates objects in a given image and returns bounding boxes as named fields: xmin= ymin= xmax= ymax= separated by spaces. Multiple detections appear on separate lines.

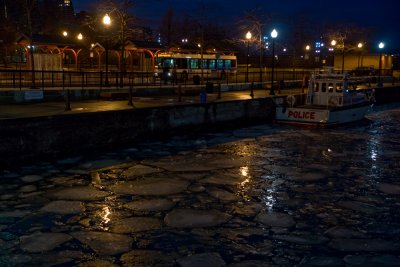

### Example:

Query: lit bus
xmin=154 ymin=52 xmax=237 ymax=81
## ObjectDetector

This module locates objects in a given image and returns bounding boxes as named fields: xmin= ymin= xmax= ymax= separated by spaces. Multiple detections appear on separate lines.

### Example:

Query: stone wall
xmin=0 ymin=98 xmax=276 ymax=168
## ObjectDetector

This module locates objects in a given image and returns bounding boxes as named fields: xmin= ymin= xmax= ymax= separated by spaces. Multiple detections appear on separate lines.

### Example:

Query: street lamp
xmin=103 ymin=14 xmax=111 ymax=86
xmin=357 ymin=42 xmax=363 ymax=68
xmin=331 ymin=39 xmax=346 ymax=73
xmin=270 ymin=29 xmax=278 ymax=95
xmin=378 ymin=42 xmax=385 ymax=87
xmin=305 ymin=45 xmax=310 ymax=67
xmin=245 ymin=31 xmax=252 ymax=83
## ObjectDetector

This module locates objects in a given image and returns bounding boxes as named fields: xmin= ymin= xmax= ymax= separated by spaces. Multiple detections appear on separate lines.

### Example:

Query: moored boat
xmin=275 ymin=71 xmax=374 ymax=127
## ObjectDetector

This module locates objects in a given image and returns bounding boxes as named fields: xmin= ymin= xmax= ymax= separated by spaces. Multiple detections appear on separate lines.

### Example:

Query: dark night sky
xmin=74 ymin=0 xmax=400 ymax=52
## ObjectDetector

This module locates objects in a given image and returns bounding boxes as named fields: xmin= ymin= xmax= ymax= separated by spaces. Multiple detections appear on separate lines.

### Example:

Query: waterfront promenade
xmin=1 ymin=79 xmax=398 ymax=120
xmin=0 ymin=88 xmax=301 ymax=120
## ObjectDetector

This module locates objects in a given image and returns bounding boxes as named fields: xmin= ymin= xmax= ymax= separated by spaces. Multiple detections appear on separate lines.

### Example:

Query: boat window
xmin=321 ymin=83 xmax=327 ymax=92
xmin=314 ymin=83 xmax=319 ymax=92
xmin=336 ymin=83 xmax=343 ymax=92
xmin=328 ymin=83 xmax=334 ymax=93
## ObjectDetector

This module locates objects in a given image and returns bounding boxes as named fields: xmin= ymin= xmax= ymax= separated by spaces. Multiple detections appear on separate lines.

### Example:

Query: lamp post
xmin=331 ymin=39 xmax=345 ymax=73
xmin=270 ymin=29 xmax=278 ymax=95
xmin=305 ymin=45 xmax=310 ymax=68
xmin=378 ymin=42 xmax=385 ymax=87
xmin=103 ymin=14 xmax=111 ymax=86
xmin=357 ymin=42 xmax=363 ymax=68
xmin=245 ymin=31 xmax=251 ymax=83
xmin=61 ymin=31 xmax=68 ymax=66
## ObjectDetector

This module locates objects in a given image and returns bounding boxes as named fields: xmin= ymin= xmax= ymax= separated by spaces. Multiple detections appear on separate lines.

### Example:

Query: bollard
xmin=217 ymin=83 xmax=221 ymax=99
xmin=65 ymin=89 xmax=71 ymax=111
xmin=178 ymin=85 xmax=182 ymax=102
xmin=250 ymin=81 xmax=254 ymax=99
xmin=128 ymin=85 xmax=135 ymax=107
xmin=278 ymin=79 xmax=284 ymax=94
xmin=200 ymin=90 xmax=207 ymax=103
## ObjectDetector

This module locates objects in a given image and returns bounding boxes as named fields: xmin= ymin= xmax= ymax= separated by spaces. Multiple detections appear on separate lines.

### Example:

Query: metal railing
xmin=0 ymin=69 xmax=311 ymax=90
xmin=0 ymin=68 xmax=392 ymax=91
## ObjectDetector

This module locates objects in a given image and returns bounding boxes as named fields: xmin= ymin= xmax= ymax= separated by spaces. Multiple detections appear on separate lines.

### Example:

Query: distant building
xmin=333 ymin=53 xmax=393 ymax=75
xmin=1 ymin=0 xmax=75 ymax=35
xmin=57 ymin=0 xmax=75 ymax=24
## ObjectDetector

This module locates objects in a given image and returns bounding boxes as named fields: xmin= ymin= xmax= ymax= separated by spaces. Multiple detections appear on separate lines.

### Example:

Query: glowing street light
xmin=103 ymin=14 xmax=111 ymax=86
xmin=245 ymin=31 xmax=252 ymax=82
xmin=245 ymin=31 xmax=252 ymax=83
xmin=77 ymin=33 xmax=83 ymax=40
xmin=357 ymin=42 xmax=363 ymax=68
xmin=62 ymin=31 xmax=68 ymax=37
xmin=103 ymin=14 xmax=111 ymax=25
xmin=270 ymin=29 xmax=278 ymax=95
xmin=378 ymin=42 xmax=385 ymax=87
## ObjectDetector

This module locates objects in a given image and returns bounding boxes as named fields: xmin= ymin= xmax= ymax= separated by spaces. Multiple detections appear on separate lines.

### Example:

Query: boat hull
xmin=275 ymin=104 xmax=371 ymax=127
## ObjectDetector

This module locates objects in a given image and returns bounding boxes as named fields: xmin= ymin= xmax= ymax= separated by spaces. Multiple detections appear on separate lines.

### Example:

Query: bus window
xmin=217 ymin=59 xmax=224 ymax=69
xmin=176 ymin=58 xmax=187 ymax=69
xmin=161 ymin=58 xmax=173 ymax=68
xmin=201 ymin=59 xmax=207 ymax=69
xmin=224 ymin=60 xmax=232 ymax=68
xmin=189 ymin=59 xmax=199 ymax=69
xmin=209 ymin=59 xmax=216 ymax=69
xmin=156 ymin=58 xmax=165 ymax=68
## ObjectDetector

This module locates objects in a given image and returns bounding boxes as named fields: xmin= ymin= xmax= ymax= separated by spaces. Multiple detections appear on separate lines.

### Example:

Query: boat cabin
xmin=306 ymin=73 xmax=367 ymax=107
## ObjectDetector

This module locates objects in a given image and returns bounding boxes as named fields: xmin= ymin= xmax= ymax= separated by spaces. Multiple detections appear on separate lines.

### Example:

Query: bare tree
xmin=100 ymin=0 xmax=135 ymax=69
xmin=84 ymin=0 xmax=136 ymax=86
xmin=0 ymin=17 xmax=17 ymax=68
xmin=21 ymin=0 xmax=37 ymax=87
xmin=237 ymin=7 xmax=271 ymax=83
xmin=325 ymin=24 xmax=369 ymax=73
xmin=159 ymin=7 xmax=175 ymax=47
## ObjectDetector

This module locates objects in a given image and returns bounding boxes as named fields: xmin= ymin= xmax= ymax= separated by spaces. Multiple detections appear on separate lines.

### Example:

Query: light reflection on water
xmin=96 ymin=206 xmax=112 ymax=230
xmin=369 ymin=138 xmax=379 ymax=162
xmin=263 ymin=189 xmax=276 ymax=212
xmin=322 ymin=148 xmax=332 ymax=161
xmin=239 ymin=166 xmax=249 ymax=178
xmin=238 ymin=166 xmax=252 ymax=201
xmin=260 ymin=174 xmax=279 ymax=212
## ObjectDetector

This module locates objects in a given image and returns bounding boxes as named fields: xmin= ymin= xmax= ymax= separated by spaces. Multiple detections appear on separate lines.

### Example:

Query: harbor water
xmin=1 ymin=104 xmax=400 ymax=266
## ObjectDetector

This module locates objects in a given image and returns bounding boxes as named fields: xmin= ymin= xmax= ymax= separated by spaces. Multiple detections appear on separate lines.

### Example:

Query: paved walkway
xmin=0 ymin=88 xmax=303 ymax=120
xmin=1 ymin=80 xmax=397 ymax=120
